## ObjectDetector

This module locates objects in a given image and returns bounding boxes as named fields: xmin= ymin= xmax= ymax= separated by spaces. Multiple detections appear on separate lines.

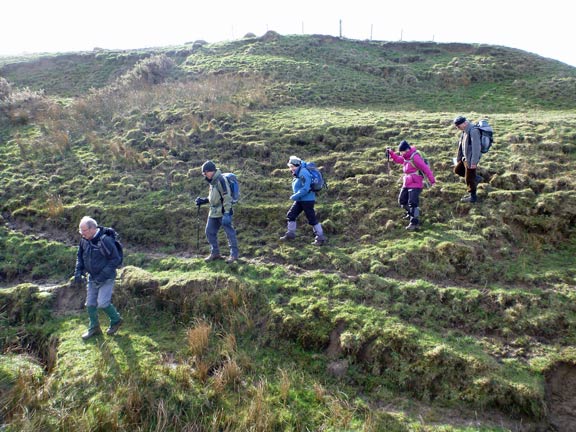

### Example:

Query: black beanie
xmin=453 ymin=116 xmax=466 ymax=126
xmin=201 ymin=160 xmax=216 ymax=173
xmin=398 ymin=140 xmax=410 ymax=152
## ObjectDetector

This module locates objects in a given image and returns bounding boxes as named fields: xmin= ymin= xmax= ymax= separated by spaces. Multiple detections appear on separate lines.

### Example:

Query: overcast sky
xmin=1 ymin=0 xmax=575 ymax=67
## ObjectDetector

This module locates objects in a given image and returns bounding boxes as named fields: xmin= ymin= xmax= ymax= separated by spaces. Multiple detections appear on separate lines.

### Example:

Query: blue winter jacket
xmin=75 ymin=227 xmax=121 ymax=283
xmin=290 ymin=165 xmax=316 ymax=202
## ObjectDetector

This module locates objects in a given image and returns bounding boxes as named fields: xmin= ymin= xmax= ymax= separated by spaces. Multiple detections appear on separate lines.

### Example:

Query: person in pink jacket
xmin=387 ymin=140 xmax=436 ymax=230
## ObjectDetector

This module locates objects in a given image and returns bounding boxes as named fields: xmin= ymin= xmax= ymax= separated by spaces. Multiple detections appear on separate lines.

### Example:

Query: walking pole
xmin=196 ymin=204 xmax=201 ymax=252
xmin=386 ymin=148 xmax=391 ymax=174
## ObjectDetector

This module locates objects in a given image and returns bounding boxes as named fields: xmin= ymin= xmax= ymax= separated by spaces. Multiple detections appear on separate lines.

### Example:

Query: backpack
xmin=409 ymin=151 xmax=432 ymax=187
xmin=475 ymin=119 xmax=494 ymax=154
xmin=302 ymin=161 xmax=326 ymax=193
xmin=218 ymin=172 xmax=240 ymax=204
xmin=99 ymin=227 xmax=124 ymax=268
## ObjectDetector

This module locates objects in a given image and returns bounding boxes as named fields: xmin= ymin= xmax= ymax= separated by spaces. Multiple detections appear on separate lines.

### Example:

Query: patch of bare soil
xmin=545 ymin=361 xmax=576 ymax=432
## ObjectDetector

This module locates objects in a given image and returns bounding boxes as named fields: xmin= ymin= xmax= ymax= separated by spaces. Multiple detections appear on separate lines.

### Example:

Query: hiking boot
xmin=226 ymin=256 xmax=238 ymax=264
xmin=82 ymin=327 xmax=102 ymax=340
xmin=460 ymin=195 xmax=478 ymax=203
xmin=312 ymin=237 xmax=326 ymax=246
xmin=406 ymin=223 xmax=420 ymax=231
xmin=204 ymin=254 xmax=223 ymax=262
xmin=280 ymin=232 xmax=296 ymax=241
xmin=106 ymin=319 xmax=124 ymax=336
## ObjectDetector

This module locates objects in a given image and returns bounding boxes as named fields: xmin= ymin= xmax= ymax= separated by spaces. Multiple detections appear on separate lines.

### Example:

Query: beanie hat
xmin=287 ymin=155 xmax=301 ymax=167
xmin=398 ymin=140 xmax=410 ymax=152
xmin=453 ymin=116 xmax=466 ymax=126
xmin=201 ymin=160 xmax=217 ymax=173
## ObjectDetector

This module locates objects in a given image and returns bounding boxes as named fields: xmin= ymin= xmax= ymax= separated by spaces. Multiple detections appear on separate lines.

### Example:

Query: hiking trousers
xmin=454 ymin=160 xmax=478 ymax=194
xmin=206 ymin=216 xmax=239 ymax=258
xmin=286 ymin=201 xmax=318 ymax=226
xmin=398 ymin=187 xmax=422 ymax=225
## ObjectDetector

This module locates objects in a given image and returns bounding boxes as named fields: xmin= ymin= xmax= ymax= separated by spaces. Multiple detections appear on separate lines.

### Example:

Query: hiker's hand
xmin=195 ymin=197 xmax=209 ymax=206
xmin=73 ymin=275 xmax=85 ymax=288
xmin=222 ymin=213 xmax=232 ymax=227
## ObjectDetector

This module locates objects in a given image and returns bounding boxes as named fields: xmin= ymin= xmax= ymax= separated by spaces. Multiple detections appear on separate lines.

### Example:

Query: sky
xmin=1 ymin=0 xmax=575 ymax=67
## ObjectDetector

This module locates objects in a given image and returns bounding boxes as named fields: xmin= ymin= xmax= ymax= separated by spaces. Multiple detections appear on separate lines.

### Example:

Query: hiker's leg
xmin=398 ymin=187 xmax=410 ymax=217
xmin=205 ymin=217 xmax=221 ymax=256
xmin=222 ymin=211 xmax=239 ymax=258
xmin=407 ymin=188 xmax=422 ymax=226
xmin=85 ymin=279 xmax=100 ymax=334
xmin=282 ymin=202 xmax=303 ymax=239
xmin=87 ymin=306 xmax=100 ymax=330
xmin=95 ymin=278 xmax=114 ymax=309
xmin=464 ymin=162 xmax=478 ymax=195
xmin=302 ymin=201 xmax=319 ymax=227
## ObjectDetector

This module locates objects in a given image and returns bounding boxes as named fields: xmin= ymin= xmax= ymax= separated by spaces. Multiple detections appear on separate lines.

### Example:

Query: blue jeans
xmin=85 ymin=277 xmax=115 ymax=308
xmin=206 ymin=216 xmax=238 ymax=258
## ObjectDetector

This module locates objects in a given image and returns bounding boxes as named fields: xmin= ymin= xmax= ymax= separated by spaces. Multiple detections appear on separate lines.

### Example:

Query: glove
xmin=222 ymin=213 xmax=232 ymax=227
xmin=73 ymin=274 xmax=85 ymax=288
xmin=195 ymin=197 xmax=209 ymax=206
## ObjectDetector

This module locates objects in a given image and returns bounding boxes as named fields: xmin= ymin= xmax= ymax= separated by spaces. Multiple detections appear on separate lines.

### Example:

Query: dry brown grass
xmin=186 ymin=320 xmax=212 ymax=357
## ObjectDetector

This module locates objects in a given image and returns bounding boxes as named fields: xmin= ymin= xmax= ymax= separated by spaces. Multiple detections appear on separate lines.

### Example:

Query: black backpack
xmin=99 ymin=227 xmax=124 ymax=268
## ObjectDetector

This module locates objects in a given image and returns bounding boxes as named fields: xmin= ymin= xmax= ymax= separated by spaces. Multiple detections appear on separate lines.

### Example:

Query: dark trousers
xmin=286 ymin=201 xmax=318 ymax=226
xmin=454 ymin=160 xmax=477 ymax=194
xmin=398 ymin=187 xmax=421 ymax=224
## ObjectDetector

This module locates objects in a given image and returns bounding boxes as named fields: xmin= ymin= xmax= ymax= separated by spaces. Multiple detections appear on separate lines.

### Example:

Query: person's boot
xmin=406 ymin=222 xmax=420 ymax=231
xmin=475 ymin=174 xmax=483 ymax=184
xmin=82 ymin=306 xmax=102 ymax=340
xmin=103 ymin=304 xmax=123 ymax=335
xmin=460 ymin=192 xmax=478 ymax=203
xmin=204 ymin=254 xmax=223 ymax=261
xmin=312 ymin=223 xmax=326 ymax=246
xmin=280 ymin=221 xmax=297 ymax=241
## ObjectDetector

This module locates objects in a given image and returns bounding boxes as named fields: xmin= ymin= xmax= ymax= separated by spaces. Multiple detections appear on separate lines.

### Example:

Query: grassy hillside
xmin=1 ymin=34 xmax=576 ymax=431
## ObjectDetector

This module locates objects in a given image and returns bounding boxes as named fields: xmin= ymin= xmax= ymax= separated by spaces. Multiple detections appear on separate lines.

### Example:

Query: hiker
xmin=195 ymin=160 xmax=239 ymax=263
xmin=74 ymin=216 xmax=123 ymax=340
xmin=280 ymin=155 xmax=327 ymax=245
xmin=453 ymin=116 xmax=482 ymax=203
xmin=387 ymin=140 xmax=436 ymax=231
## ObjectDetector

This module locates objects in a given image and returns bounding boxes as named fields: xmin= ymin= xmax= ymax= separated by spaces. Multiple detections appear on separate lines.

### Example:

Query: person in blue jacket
xmin=280 ymin=155 xmax=327 ymax=245
xmin=74 ymin=216 xmax=123 ymax=340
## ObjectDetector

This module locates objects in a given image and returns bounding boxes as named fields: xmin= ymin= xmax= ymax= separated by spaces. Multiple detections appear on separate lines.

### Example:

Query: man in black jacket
xmin=74 ymin=216 xmax=123 ymax=340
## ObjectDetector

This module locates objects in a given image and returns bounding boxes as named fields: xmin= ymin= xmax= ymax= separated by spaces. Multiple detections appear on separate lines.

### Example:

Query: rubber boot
xmin=280 ymin=221 xmax=297 ymax=241
xmin=103 ymin=304 xmax=123 ymax=335
xmin=312 ymin=223 xmax=326 ymax=246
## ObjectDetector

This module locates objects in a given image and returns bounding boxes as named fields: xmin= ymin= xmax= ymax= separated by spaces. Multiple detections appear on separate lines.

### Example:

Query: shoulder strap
xmin=99 ymin=234 xmax=112 ymax=257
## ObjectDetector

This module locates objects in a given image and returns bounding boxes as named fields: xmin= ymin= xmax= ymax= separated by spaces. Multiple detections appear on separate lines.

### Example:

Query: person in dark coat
xmin=74 ymin=216 xmax=123 ymax=340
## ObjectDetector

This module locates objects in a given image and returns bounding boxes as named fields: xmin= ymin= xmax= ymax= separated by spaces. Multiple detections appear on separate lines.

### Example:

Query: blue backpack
xmin=302 ymin=161 xmax=326 ymax=193
xmin=218 ymin=172 xmax=240 ymax=204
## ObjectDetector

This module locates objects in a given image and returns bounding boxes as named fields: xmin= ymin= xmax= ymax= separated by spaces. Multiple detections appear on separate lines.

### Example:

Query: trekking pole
xmin=196 ymin=204 xmax=201 ymax=252
xmin=386 ymin=148 xmax=390 ymax=174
